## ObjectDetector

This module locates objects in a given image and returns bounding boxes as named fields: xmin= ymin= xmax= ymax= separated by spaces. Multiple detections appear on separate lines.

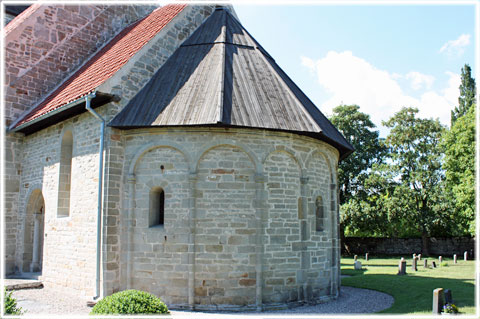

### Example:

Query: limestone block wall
xmin=4 ymin=133 xmax=23 ymax=274
xmin=3 ymin=3 xmax=155 ymax=276
xmin=15 ymin=109 xmax=106 ymax=296
xmin=120 ymin=127 xmax=340 ymax=310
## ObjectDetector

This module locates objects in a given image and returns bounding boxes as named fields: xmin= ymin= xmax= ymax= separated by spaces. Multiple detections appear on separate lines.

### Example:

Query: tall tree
xmin=443 ymin=104 xmax=476 ymax=235
xmin=451 ymin=64 xmax=476 ymax=125
xmin=329 ymin=105 xmax=385 ymax=205
xmin=382 ymin=107 xmax=446 ymax=254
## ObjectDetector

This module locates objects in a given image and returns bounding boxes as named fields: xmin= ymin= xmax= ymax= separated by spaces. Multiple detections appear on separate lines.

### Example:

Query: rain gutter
xmin=85 ymin=92 xmax=105 ymax=300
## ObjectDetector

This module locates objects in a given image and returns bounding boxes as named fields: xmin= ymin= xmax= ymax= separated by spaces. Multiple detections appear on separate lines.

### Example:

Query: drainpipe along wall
xmin=85 ymin=93 xmax=105 ymax=300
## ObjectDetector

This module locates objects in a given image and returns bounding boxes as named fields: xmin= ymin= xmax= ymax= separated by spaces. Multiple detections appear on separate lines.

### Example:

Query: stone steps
xmin=5 ymin=278 xmax=43 ymax=290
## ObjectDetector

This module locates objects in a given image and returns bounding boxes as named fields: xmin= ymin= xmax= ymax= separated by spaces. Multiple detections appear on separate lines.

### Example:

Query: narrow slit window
xmin=149 ymin=187 xmax=164 ymax=227
xmin=315 ymin=196 xmax=324 ymax=231
xmin=57 ymin=131 xmax=73 ymax=217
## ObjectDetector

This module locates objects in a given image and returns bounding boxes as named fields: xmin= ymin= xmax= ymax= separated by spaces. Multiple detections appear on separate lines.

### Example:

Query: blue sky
xmin=233 ymin=2 xmax=477 ymax=136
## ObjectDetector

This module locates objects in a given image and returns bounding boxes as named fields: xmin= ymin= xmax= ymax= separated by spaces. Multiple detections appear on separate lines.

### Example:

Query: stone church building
xmin=3 ymin=3 xmax=353 ymax=311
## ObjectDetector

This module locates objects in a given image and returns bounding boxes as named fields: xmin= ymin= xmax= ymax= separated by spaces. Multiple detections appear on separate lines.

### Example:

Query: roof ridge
xmin=217 ymin=8 xmax=228 ymax=123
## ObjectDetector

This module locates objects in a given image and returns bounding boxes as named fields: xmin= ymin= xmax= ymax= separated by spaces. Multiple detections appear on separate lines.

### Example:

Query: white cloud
xmin=439 ymin=34 xmax=471 ymax=57
xmin=405 ymin=71 xmax=435 ymax=90
xmin=301 ymin=51 xmax=459 ymax=132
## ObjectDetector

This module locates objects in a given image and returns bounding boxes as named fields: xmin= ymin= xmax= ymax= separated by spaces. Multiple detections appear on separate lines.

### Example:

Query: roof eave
xmin=9 ymin=92 xmax=117 ymax=135
xmin=107 ymin=122 xmax=354 ymax=160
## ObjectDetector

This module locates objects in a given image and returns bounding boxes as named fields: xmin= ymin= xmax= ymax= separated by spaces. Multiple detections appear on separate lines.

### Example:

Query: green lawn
xmin=341 ymin=256 xmax=476 ymax=315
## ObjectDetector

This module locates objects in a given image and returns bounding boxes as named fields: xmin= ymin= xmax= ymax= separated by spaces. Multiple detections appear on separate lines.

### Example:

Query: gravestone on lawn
xmin=418 ymin=254 xmax=422 ymax=260
xmin=432 ymin=261 xmax=437 ymax=268
xmin=413 ymin=253 xmax=416 ymax=259
xmin=464 ymin=251 xmax=468 ymax=261
xmin=424 ymin=259 xmax=428 ymax=268
xmin=432 ymin=288 xmax=445 ymax=314
xmin=398 ymin=259 xmax=407 ymax=275
xmin=439 ymin=256 xmax=442 ymax=264
xmin=444 ymin=289 xmax=453 ymax=305
xmin=354 ymin=261 xmax=362 ymax=270
xmin=365 ymin=253 xmax=369 ymax=261
xmin=412 ymin=257 xmax=417 ymax=271
xmin=453 ymin=254 xmax=457 ymax=264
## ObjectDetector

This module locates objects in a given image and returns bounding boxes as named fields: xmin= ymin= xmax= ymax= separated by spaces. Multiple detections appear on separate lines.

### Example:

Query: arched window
xmin=57 ymin=131 xmax=73 ymax=217
xmin=149 ymin=187 xmax=165 ymax=227
xmin=315 ymin=196 xmax=324 ymax=231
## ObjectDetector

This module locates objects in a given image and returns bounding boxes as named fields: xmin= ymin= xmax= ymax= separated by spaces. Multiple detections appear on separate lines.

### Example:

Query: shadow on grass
xmin=341 ymin=274 xmax=475 ymax=314
xmin=341 ymin=268 xmax=367 ymax=276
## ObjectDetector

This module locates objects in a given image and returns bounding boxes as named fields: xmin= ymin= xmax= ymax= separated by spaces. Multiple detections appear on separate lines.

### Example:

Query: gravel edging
xmin=12 ymin=285 xmax=394 ymax=316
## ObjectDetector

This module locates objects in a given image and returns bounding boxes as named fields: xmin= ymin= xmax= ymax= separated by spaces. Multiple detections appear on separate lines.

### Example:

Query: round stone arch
xmin=262 ymin=145 xmax=304 ymax=171
xmin=193 ymin=138 xmax=262 ymax=174
xmin=305 ymin=149 xmax=334 ymax=184
xmin=128 ymin=141 xmax=193 ymax=176
xmin=21 ymin=186 xmax=45 ymax=273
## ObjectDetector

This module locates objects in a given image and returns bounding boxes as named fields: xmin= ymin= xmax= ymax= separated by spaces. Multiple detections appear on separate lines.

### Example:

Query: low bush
xmin=4 ymin=288 xmax=24 ymax=315
xmin=90 ymin=289 xmax=169 ymax=315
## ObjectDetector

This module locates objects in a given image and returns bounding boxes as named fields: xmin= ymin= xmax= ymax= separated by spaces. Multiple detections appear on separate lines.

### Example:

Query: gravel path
xmin=11 ymin=286 xmax=393 ymax=316
xmin=12 ymin=287 xmax=92 ymax=315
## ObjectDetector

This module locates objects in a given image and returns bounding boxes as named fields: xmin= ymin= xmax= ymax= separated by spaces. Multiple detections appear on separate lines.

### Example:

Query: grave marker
xmin=418 ymin=254 xmax=422 ymax=260
xmin=432 ymin=261 xmax=437 ymax=268
xmin=432 ymin=288 xmax=445 ymax=314
xmin=398 ymin=259 xmax=407 ymax=275
xmin=439 ymin=256 xmax=442 ymax=264
xmin=413 ymin=253 xmax=416 ymax=259
xmin=453 ymin=254 xmax=457 ymax=264
xmin=354 ymin=261 xmax=362 ymax=270
xmin=365 ymin=253 xmax=369 ymax=261
xmin=444 ymin=289 xmax=453 ymax=305
xmin=412 ymin=257 xmax=417 ymax=271
xmin=464 ymin=251 xmax=468 ymax=261
xmin=423 ymin=259 xmax=428 ymax=268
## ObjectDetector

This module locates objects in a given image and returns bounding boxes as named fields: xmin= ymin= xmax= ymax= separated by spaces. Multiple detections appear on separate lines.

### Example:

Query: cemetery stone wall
xmin=342 ymin=237 xmax=475 ymax=257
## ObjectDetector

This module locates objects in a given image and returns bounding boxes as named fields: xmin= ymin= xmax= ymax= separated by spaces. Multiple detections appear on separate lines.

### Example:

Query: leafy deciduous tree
xmin=382 ymin=107 xmax=446 ymax=254
xmin=443 ymin=104 xmax=476 ymax=235
xmin=329 ymin=104 xmax=385 ymax=205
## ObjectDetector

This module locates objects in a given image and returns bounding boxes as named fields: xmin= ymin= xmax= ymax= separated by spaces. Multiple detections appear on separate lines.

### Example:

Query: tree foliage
xmin=443 ymin=104 xmax=476 ymax=235
xmin=335 ymin=64 xmax=475 ymax=242
xmin=451 ymin=64 xmax=476 ymax=125
xmin=329 ymin=104 xmax=385 ymax=205
xmin=382 ymin=107 xmax=447 ymax=252
xmin=340 ymin=107 xmax=453 ymax=248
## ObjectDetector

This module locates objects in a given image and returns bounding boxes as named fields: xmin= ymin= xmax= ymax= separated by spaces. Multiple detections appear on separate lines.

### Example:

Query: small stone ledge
xmin=5 ymin=278 xmax=43 ymax=290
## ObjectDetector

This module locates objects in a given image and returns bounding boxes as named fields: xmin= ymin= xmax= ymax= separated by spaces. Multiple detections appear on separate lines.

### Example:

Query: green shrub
xmin=90 ymin=290 xmax=169 ymax=315
xmin=4 ymin=288 xmax=23 ymax=315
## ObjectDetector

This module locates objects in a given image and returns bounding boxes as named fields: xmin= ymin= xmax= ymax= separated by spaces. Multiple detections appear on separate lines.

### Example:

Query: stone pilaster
xmin=188 ymin=172 xmax=197 ymax=309
xmin=254 ymin=173 xmax=265 ymax=311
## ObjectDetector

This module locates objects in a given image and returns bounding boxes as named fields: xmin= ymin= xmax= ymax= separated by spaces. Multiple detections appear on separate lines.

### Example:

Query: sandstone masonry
xmin=4 ymin=3 xmax=345 ymax=311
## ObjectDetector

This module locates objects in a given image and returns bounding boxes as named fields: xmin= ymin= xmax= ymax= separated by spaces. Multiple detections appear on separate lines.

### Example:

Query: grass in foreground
xmin=341 ymin=256 xmax=476 ymax=315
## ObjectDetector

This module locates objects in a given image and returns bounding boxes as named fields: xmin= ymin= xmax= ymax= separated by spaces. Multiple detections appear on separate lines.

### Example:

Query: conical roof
xmin=109 ymin=7 xmax=354 ymax=159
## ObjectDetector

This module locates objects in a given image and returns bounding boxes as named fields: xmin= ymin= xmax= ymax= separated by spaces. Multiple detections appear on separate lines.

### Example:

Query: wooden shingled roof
xmin=111 ymin=7 xmax=354 ymax=159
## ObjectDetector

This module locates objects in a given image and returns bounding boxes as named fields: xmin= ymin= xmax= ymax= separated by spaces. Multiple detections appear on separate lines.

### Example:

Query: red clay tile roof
xmin=13 ymin=4 xmax=187 ymax=129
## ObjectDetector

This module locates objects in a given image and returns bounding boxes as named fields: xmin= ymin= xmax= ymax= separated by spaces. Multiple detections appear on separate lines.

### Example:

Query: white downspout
xmin=85 ymin=93 xmax=105 ymax=300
